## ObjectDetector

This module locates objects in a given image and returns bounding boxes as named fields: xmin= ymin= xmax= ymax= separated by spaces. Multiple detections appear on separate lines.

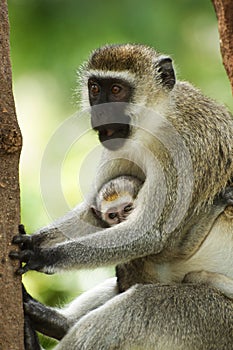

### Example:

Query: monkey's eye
xmin=111 ymin=85 xmax=122 ymax=95
xmin=124 ymin=204 xmax=133 ymax=213
xmin=90 ymin=83 xmax=100 ymax=95
xmin=108 ymin=212 xmax=117 ymax=220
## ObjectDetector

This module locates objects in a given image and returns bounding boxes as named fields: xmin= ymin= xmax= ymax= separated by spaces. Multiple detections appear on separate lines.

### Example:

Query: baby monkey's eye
xmin=124 ymin=204 xmax=133 ymax=213
xmin=108 ymin=212 xmax=117 ymax=219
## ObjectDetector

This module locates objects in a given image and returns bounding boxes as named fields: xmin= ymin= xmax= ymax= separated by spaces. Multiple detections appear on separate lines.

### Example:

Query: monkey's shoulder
xmin=172 ymin=81 xmax=232 ymax=120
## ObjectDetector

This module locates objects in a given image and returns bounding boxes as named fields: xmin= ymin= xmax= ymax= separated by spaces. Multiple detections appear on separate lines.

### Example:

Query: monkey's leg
xmin=184 ymin=270 xmax=233 ymax=299
xmin=23 ymin=278 xmax=118 ymax=340
xmin=54 ymin=283 xmax=233 ymax=350
xmin=23 ymin=288 xmax=70 ymax=340
xmin=59 ymin=277 xmax=118 ymax=323
xmin=24 ymin=315 xmax=41 ymax=350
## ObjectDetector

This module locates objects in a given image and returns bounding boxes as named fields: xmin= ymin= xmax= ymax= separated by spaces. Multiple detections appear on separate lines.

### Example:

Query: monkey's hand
xmin=217 ymin=185 xmax=233 ymax=206
xmin=9 ymin=225 xmax=49 ymax=275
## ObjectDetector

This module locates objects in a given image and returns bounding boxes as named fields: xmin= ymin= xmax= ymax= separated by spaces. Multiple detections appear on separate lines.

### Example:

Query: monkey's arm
xmin=25 ymin=200 xmax=105 ymax=247
xmin=9 ymin=199 xmax=106 ymax=273
xmin=184 ymin=271 xmax=233 ymax=299
xmin=10 ymin=186 xmax=233 ymax=274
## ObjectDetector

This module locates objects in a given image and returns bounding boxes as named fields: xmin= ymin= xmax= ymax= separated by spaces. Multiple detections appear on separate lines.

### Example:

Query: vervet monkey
xmin=10 ymin=44 xmax=233 ymax=349
xmin=92 ymin=175 xmax=142 ymax=226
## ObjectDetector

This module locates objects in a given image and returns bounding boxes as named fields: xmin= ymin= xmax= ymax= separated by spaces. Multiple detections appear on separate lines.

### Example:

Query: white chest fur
xmin=154 ymin=212 xmax=233 ymax=283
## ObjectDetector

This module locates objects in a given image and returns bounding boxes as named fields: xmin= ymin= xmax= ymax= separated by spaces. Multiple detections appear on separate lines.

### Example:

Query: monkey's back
xmin=170 ymin=81 xmax=233 ymax=205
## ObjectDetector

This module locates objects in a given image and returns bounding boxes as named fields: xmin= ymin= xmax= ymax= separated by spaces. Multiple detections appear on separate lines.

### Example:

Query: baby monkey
xmin=92 ymin=176 xmax=142 ymax=227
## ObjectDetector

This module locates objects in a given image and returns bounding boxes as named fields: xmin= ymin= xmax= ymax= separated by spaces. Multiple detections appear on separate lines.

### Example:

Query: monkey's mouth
xmin=95 ymin=123 xmax=130 ymax=150
xmin=90 ymin=103 xmax=131 ymax=150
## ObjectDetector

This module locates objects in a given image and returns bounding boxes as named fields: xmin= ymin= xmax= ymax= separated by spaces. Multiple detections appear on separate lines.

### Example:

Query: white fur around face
xmin=79 ymin=69 xmax=135 ymax=111
xmin=85 ymin=69 xmax=135 ymax=83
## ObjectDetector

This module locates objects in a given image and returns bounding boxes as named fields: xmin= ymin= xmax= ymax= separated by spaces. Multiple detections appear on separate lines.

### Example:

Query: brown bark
xmin=0 ymin=1 xmax=24 ymax=349
xmin=212 ymin=0 xmax=233 ymax=94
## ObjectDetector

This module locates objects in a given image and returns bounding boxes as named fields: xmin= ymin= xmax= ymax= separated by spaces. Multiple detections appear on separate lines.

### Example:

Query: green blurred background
xmin=8 ymin=0 xmax=233 ymax=348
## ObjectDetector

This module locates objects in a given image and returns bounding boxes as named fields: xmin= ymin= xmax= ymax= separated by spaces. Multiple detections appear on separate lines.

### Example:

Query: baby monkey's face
xmin=101 ymin=193 xmax=134 ymax=226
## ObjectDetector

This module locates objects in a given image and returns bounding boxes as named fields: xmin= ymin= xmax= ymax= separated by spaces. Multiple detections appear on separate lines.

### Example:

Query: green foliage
xmin=8 ymin=1 xmax=232 ymax=348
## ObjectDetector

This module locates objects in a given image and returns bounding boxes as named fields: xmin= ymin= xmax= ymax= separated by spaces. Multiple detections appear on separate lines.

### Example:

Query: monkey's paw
xmin=9 ymin=225 xmax=48 ymax=274
xmin=219 ymin=185 xmax=233 ymax=205
xmin=183 ymin=270 xmax=209 ymax=284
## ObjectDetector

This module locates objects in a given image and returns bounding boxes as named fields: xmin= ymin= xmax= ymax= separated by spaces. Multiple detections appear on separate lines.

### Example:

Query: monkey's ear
xmin=91 ymin=206 xmax=102 ymax=219
xmin=157 ymin=56 xmax=176 ymax=90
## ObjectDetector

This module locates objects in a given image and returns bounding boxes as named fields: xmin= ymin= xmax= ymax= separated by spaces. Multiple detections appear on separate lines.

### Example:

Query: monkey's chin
xmin=100 ymin=138 xmax=127 ymax=150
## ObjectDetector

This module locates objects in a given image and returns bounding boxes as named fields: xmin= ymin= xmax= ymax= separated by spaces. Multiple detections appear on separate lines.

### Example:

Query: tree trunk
xmin=0 ymin=1 xmax=24 ymax=349
xmin=212 ymin=0 xmax=233 ymax=93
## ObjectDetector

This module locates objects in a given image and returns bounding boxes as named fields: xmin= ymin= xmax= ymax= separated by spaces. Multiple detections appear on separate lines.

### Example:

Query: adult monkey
xmin=11 ymin=44 xmax=233 ymax=349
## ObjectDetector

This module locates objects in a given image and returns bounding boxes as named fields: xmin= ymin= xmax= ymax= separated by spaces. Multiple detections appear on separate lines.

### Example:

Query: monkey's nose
xmin=106 ymin=129 xmax=115 ymax=137
xmin=118 ymin=215 xmax=126 ymax=223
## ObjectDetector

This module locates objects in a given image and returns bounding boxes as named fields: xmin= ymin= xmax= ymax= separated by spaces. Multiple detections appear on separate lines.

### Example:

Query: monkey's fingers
xmin=19 ymin=224 xmax=27 ymax=235
xmin=220 ymin=186 xmax=233 ymax=205
xmin=9 ymin=248 xmax=46 ymax=274
xmin=16 ymin=265 xmax=31 ymax=276
xmin=9 ymin=250 xmax=34 ymax=275
xmin=12 ymin=234 xmax=32 ymax=244
xmin=12 ymin=233 xmax=33 ymax=250
xmin=9 ymin=249 xmax=34 ymax=263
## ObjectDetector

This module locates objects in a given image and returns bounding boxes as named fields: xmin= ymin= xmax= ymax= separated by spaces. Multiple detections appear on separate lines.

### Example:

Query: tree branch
xmin=0 ymin=0 xmax=24 ymax=349
xmin=212 ymin=0 xmax=233 ymax=94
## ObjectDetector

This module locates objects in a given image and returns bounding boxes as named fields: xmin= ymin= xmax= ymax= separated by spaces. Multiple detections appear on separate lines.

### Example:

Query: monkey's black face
xmin=88 ymin=77 xmax=133 ymax=150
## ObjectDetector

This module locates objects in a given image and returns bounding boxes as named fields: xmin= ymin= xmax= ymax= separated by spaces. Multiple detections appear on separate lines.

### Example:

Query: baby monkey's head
xmin=92 ymin=175 xmax=142 ymax=226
